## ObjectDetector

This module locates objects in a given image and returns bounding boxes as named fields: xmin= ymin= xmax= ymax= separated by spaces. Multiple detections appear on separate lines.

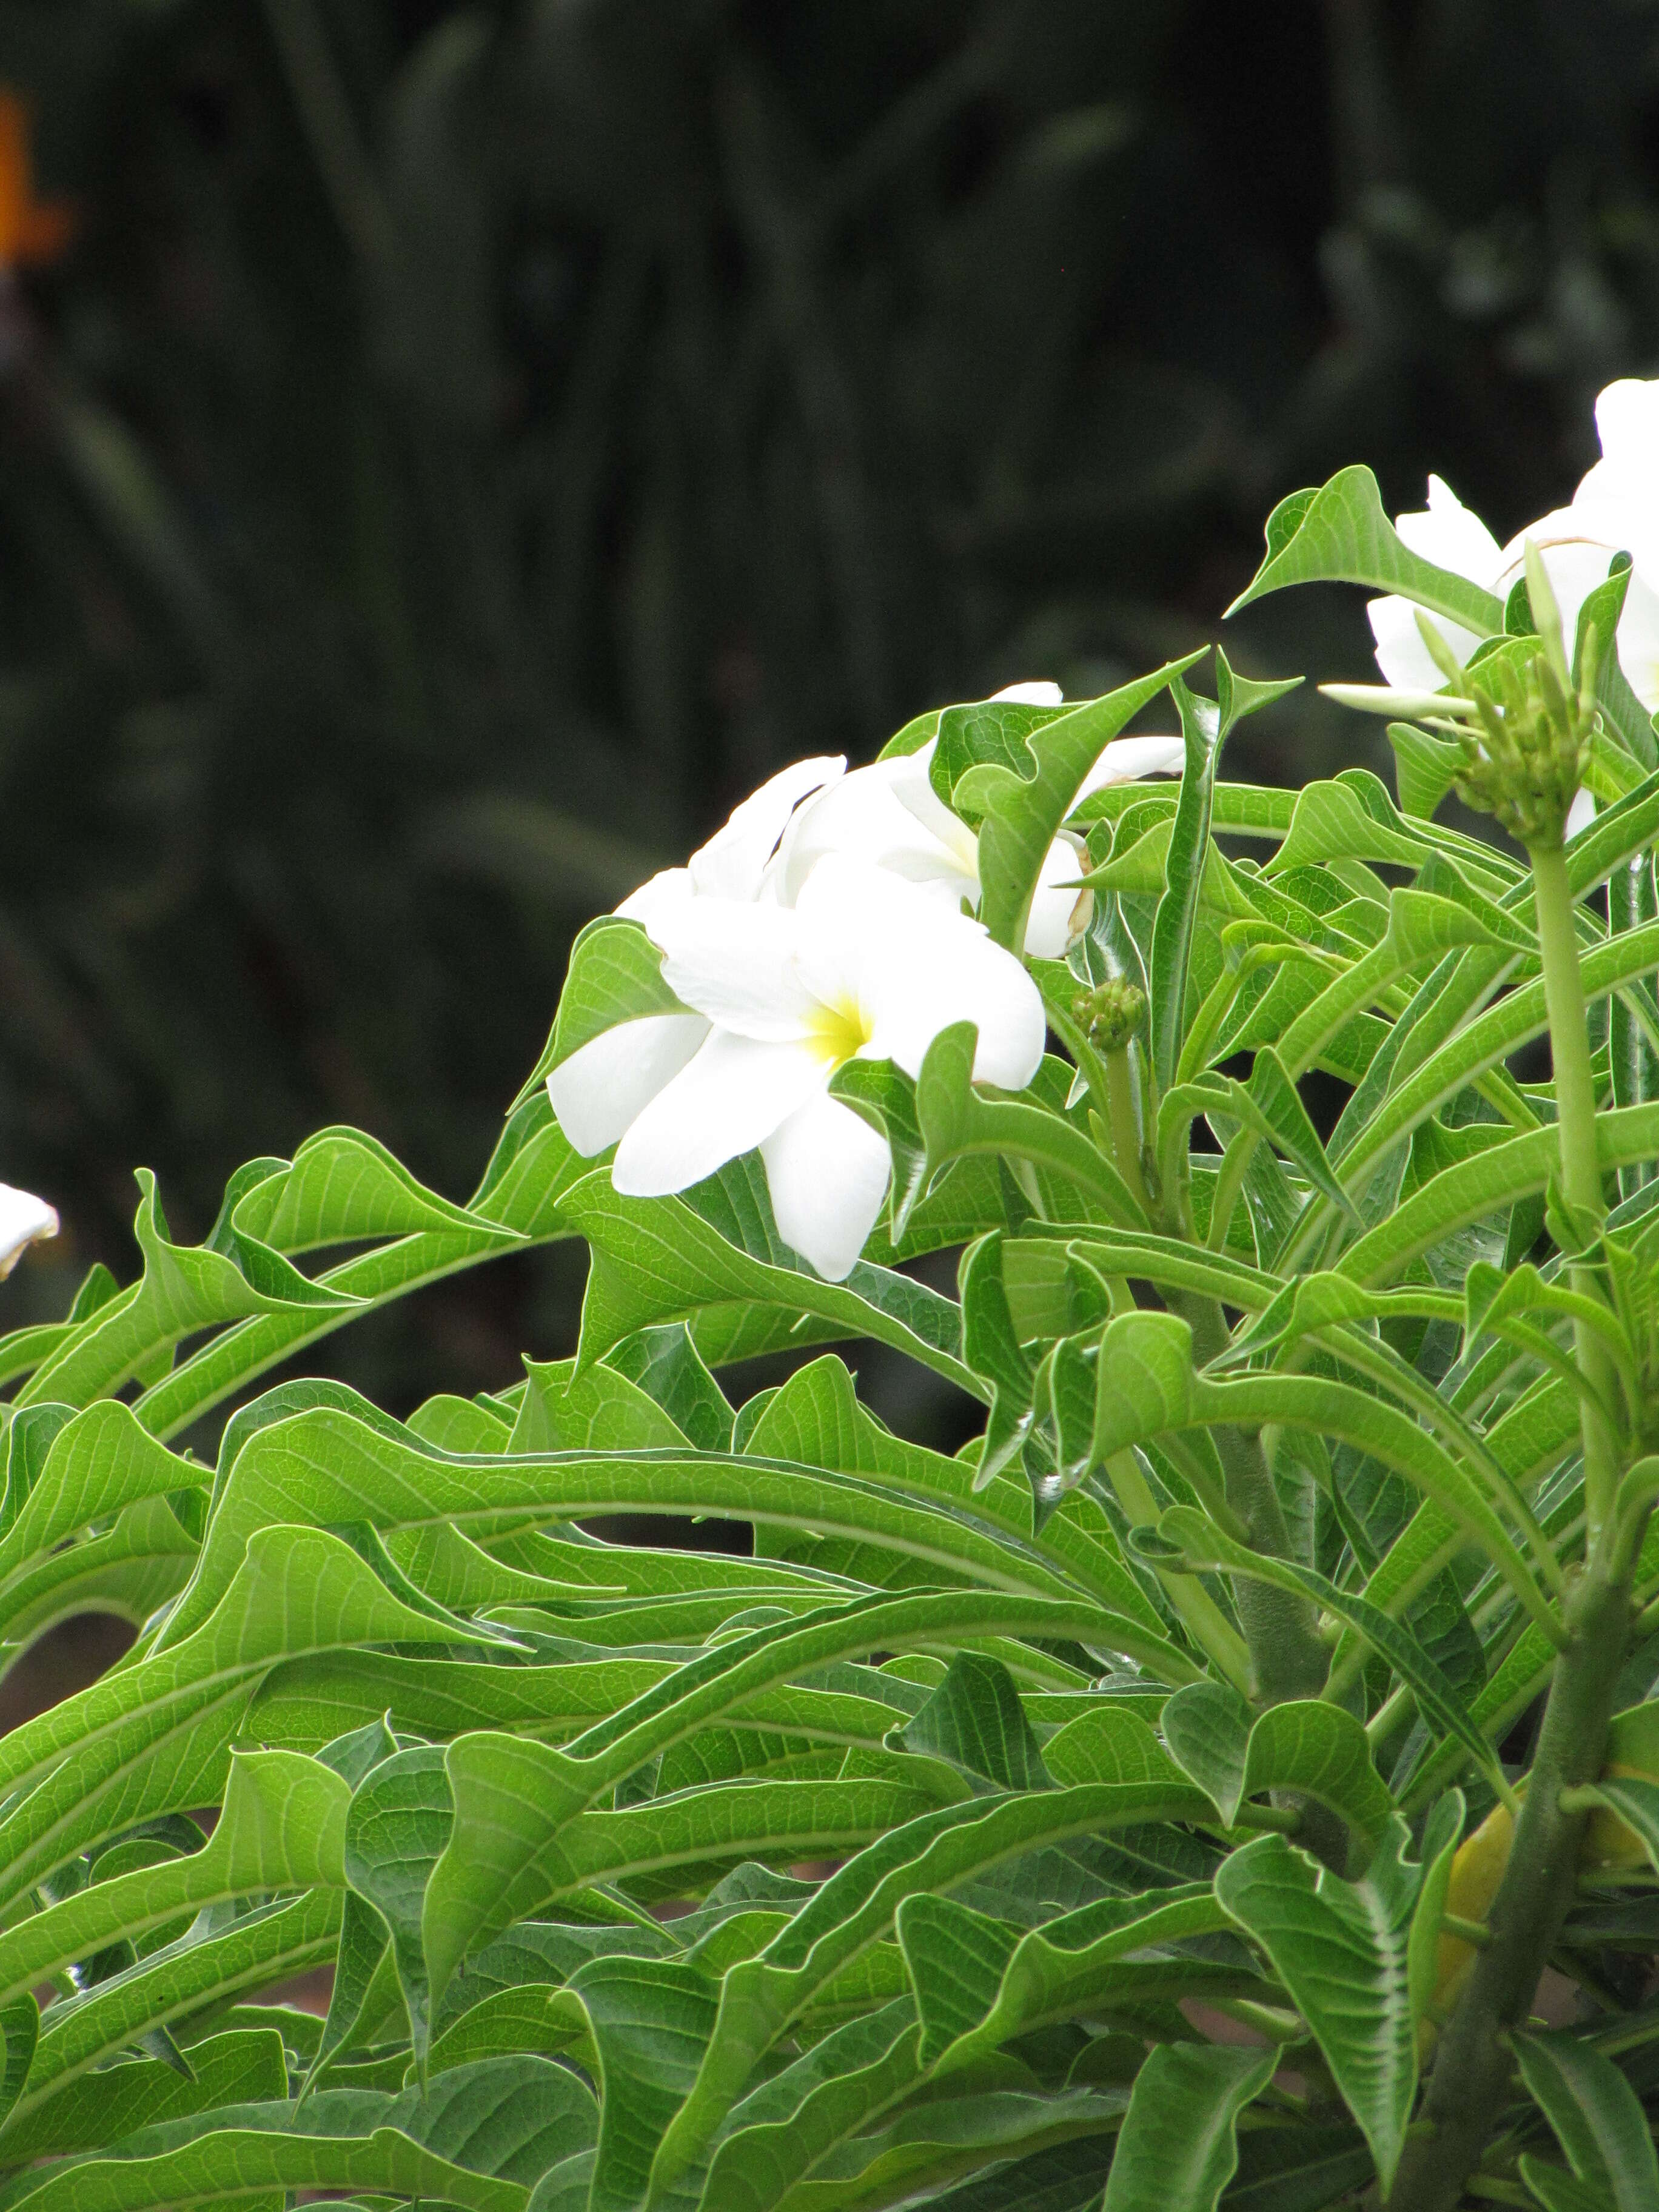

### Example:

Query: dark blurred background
xmin=2 ymin=0 xmax=1657 ymax=1419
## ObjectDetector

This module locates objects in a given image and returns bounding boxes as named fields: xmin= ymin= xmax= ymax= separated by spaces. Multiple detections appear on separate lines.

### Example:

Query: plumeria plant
xmin=8 ymin=389 xmax=1659 ymax=2212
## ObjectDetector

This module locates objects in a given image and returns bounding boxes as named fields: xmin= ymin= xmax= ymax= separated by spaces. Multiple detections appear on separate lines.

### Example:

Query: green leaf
xmin=896 ymin=1883 xmax=1241 ymax=2083
xmin=511 ymin=1354 xmax=691 ymax=1453
xmin=561 ymin=1161 xmax=982 ymax=1398
xmin=916 ymin=1025 xmax=1146 ymax=1228
xmin=559 ymin=1957 xmax=720 ymax=2212
xmin=1150 ymin=677 xmax=1223 ymax=1099
xmin=1238 ymin=1702 xmax=1395 ymax=1849
xmin=695 ymin=1999 xmax=922 ymax=2212
xmin=606 ymin=1325 xmax=735 ymax=1451
xmin=423 ymin=1592 xmax=1201 ymax=1977
xmin=1576 ymin=1778 xmax=1659 ymax=1875
xmin=960 ymin=1232 xmax=1041 ymax=1486
xmin=1215 ymin=650 xmax=1303 ymax=739
xmin=1225 ymin=1044 xmax=1354 ymax=1219
xmin=0 ymin=2026 xmax=285 ymax=2165
xmin=1088 ymin=1310 xmax=1200 ymax=1461
xmin=1577 ymin=555 xmax=1659 ymax=772
xmin=1101 ymin=2041 xmax=1276 ymax=2212
xmin=1159 ymin=1681 xmax=1252 ymax=1825
xmin=0 ymin=1749 xmax=349 ymax=2009
xmin=1513 ymin=2032 xmax=1659 ymax=2210
xmin=1517 ymin=2159 xmax=1619 ymax=2212
xmin=1151 ymin=1506 xmax=1508 ymax=1798
xmin=1388 ymin=720 xmax=1464 ymax=820
xmin=893 ymin=1654 xmax=1054 ymax=1792
xmin=4 ymin=1890 xmax=343 ymax=2134
xmin=1225 ymin=465 xmax=1504 ymax=634
xmin=520 ymin=914 xmax=688 ymax=1099
xmin=1223 ymin=2123 xmax=1375 ymax=2211
xmin=646 ymin=1781 xmax=1215 ymax=2198
xmin=1094 ymin=1323 xmax=1558 ymax=1647
xmin=1214 ymin=1819 xmax=1439 ymax=2192
xmin=1264 ymin=776 xmax=1436 ymax=881
xmin=18 ymin=1168 xmax=364 ymax=1409
xmin=133 ymin=1098 xmax=575 ymax=1443
xmin=343 ymin=1745 xmax=454 ymax=2073
xmin=828 ymin=1057 xmax=932 ymax=1241
xmin=965 ymin=655 xmax=1204 ymax=955
xmin=0 ymin=1523 xmax=491 ymax=1922
xmin=1159 ymin=1682 xmax=1392 ymax=1843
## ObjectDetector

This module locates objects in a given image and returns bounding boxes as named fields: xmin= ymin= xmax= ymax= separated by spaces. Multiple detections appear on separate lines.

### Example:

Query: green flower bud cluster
xmin=1321 ymin=542 xmax=1604 ymax=852
xmin=1450 ymin=637 xmax=1598 ymax=848
xmin=1072 ymin=976 xmax=1146 ymax=1052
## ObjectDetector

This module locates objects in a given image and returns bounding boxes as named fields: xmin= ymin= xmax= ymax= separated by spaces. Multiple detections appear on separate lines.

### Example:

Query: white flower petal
xmin=1395 ymin=475 xmax=1504 ymax=581
xmin=881 ymin=743 xmax=980 ymax=872
xmin=769 ymin=754 xmax=976 ymax=909
xmin=1566 ymin=787 xmax=1598 ymax=842
xmin=615 ymin=866 xmax=694 ymax=927
xmin=645 ymin=897 xmax=817 ymax=1040
xmin=1495 ymin=531 xmax=1618 ymax=655
xmin=612 ymin=1031 xmax=826 ymax=1196
xmin=1367 ymin=595 xmax=1484 ymax=691
xmin=813 ymin=869 xmax=1043 ymax=1089
xmin=990 ymin=680 xmax=1064 ymax=705
xmin=545 ymin=1013 xmax=709 ymax=1155
xmin=1593 ymin=378 xmax=1659 ymax=484
xmin=686 ymin=755 xmax=846 ymax=900
xmin=1024 ymin=835 xmax=1090 ymax=959
xmin=0 ymin=1183 xmax=58 ymax=1279
xmin=1076 ymin=734 xmax=1185 ymax=795
xmin=760 ymin=1093 xmax=891 ymax=1280
xmin=1367 ymin=477 xmax=1504 ymax=690
xmin=1616 ymin=568 xmax=1659 ymax=713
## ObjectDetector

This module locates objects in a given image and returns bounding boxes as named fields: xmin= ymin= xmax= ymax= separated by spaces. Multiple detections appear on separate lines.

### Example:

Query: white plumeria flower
xmin=1367 ymin=476 xmax=1505 ymax=691
xmin=546 ymin=754 xmax=844 ymax=1155
xmin=770 ymin=683 xmax=1184 ymax=958
xmin=607 ymin=855 xmax=1045 ymax=1280
xmin=548 ymin=681 xmax=1176 ymax=1197
xmin=0 ymin=1183 xmax=57 ymax=1279
xmin=1519 ymin=377 xmax=1659 ymax=711
xmin=1368 ymin=461 xmax=1659 ymax=711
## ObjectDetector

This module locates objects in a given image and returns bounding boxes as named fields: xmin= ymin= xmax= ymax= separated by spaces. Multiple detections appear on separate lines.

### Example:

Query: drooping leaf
xmin=1101 ymin=2041 xmax=1276 ymax=2212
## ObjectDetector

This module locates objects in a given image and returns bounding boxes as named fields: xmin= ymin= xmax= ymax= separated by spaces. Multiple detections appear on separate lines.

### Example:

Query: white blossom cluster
xmin=1369 ymin=377 xmax=1659 ymax=839
xmin=547 ymin=687 xmax=1181 ymax=1279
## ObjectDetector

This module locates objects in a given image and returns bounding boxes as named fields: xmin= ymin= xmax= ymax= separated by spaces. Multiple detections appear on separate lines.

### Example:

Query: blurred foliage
xmin=5 ymin=0 xmax=1659 ymax=1412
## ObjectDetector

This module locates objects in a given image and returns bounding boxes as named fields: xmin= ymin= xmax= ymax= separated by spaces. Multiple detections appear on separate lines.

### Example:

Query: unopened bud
xmin=1451 ymin=639 xmax=1594 ymax=848
xmin=1072 ymin=977 xmax=1146 ymax=1052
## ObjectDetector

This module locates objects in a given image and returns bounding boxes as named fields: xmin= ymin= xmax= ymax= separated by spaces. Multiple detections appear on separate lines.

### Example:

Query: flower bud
xmin=1448 ymin=638 xmax=1597 ymax=848
xmin=1071 ymin=977 xmax=1146 ymax=1053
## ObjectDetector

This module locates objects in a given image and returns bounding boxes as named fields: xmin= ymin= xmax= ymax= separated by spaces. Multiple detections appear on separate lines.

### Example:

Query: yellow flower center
xmin=804 ymin=997 xmax=873 ymax=1070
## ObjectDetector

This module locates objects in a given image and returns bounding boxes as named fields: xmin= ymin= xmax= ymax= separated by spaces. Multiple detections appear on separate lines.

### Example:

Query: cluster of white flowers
xmin=1370 ymin=375 xmax=1659 ymax=836
xmin=548 ymin=684 xmax=1181 ymax=1280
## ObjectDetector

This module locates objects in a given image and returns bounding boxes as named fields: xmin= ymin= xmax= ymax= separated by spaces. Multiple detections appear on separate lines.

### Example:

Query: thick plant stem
xmin=1386 ymin=832 xmax=1632 ymax=2207
xmin=1530 ymin=837 xmax=1621 ymax=1540
xmin=1387 ymin=1560 xmax=1632 ymax=2212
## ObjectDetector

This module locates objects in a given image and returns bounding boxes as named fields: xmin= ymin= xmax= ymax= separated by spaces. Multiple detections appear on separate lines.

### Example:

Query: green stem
xmin=1205 ymin=1130 xmax=1257 ymax=1253
xmin=1529 ymin=837 xmax=1621 ymax=1543
xmin=1104 ymin=1045 xmax=1146 ymax=1211
xmin=1101 ymin=1449 xmax=1254 ymax=1695
xmin=1171 ymin=1292 xmax=1330 ymax=1711
xmin=1387 ymin=1558 xmax=1632 ymax=2212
